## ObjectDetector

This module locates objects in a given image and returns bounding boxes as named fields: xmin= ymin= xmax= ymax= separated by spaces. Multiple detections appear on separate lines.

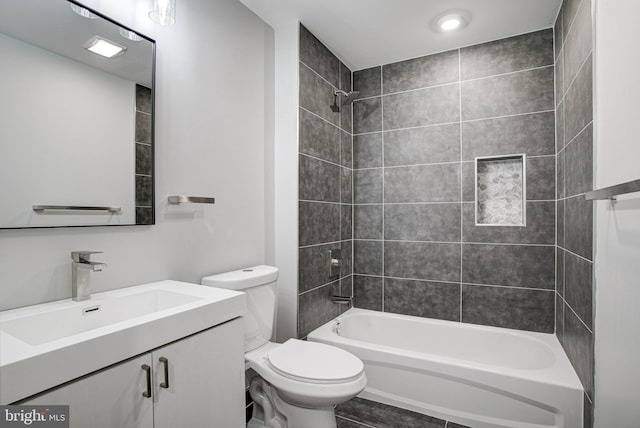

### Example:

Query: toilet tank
xmin=202 ymin=265 xmax=278 ymax=352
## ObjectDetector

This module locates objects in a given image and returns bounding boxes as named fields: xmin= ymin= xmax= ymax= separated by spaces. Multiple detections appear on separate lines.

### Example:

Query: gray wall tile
xmin=340 ymin=240 xmax=353 ymax=279
xmin=354 ymin=133 xmax=383 ymax=168
xmin=565 ymin=252 xmax=593 ymax=329
xmin=384 ymin=164 xmax=460 ymax=203
xmin=353 ymin=97 xmax=382 ymax=133
xmin=557 ymin=249 xmax=565 ymax=297
xmin=558 ymin=199 xmax=565 ymax=248
xmin=384 ymin=241 xmax=461 ymax=282
xmin=460 ymin=29 xmax=553 ymax=80
xmin=462 ymin=285 xmax=555 ymax=332
xmin=562 ymin=0 xmax=585 ymax=43
xmin=462 ymin=202 xmax=555 ymax=245
xmin=341 ymin=103 xmax=353 ymax=134
xmin=341 ymin=205 xmax=352 ymax=240
xmin=298 ymin=281 xmax=340 ymax=338
xmin=564 ymin=0 xmax=591 ymax=88
xmin=135 ymin=143 xmax=152 ymax=176
xmin=384 ymin=203 xmax=461 ymax=242
xmin=461 ymin=162 xmax=475 ymax=202
xmin=340 ymin=130 xmax=353 ymax=168
xmin=383 ymin=49 xmax=459 ymax=93
xmin=135 ymin=84 xmax=152 ymax=114
xmin=384 ymin=124 xmax=460 ymax=166
xmin=299 ymin=108 xmax=340 ymax=164
xmin=557 ymin=148 xmax=566 ymax=199
xmin=383 ymin=84 xmax=460 ymax=130
xmin=354 ymin=168 xmax=383 ymax=203
xmin=565 ymin=195 xmax=593 ymax=260
xmin=556 ymin=49 xmax=564 ymax=106
xmin=353 ymin=66 xmax=381 ymax=100
xmin=556 ymin=100 xmax=565 ymax=153
xmin=462 ymin=244 xmax=555 ymax=289
xmin=340 ymin=61 xmax=352 ymax=92
xmin=353 ymin=275 xmax=382 ymax=311
xmin=354 ymin=205 xmax=383 ymax=240
xmin=299 ymin=201 xmax=340 ymax=246
xmin=135 ymin=111 xmax=152 ymax=145
xmin=527 ymin=156 xmax=556 ymax=200
xmin=384 ymin=278 xmax=460 ymax=321
xmin=135 ymin=207 xmax=153 ymax=225
xmin=354 ymin=240 xmax=383 ymax=276
xmin=299 ymin=25 xmax=339 ymax=87
xmin=562 ymin=302 xmax=594 ymax=398
xmin=564 ymin=55 xmax=592 ymax=143
xmin=556 ymin=293 xmax=564 ymax=339
xmin=565 ymin=124 xmax=593 ymax=197
xmin=462 ymin=111 xmax=555 ymax=160
xmin=555 ymin=6 xmax=564 ymax=59
xmin=299 ymin=242 xmax=343 ymax=293
xmin=461 ymin=67 xmax=554 ymax=120
xmin=336 ymin=397 xmax=446 ymax=428
xmin=341 ymin=167 xmax=353 ymax=204
xmin=299 ymin=155 xmax=340 ymax=202
xmin=300 ymin=63 xmax=340 ymax=126
xmin=135 ymin=175 xmax=152 ymax=206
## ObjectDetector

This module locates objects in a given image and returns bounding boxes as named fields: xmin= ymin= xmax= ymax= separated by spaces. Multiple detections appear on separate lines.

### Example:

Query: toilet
xmin=202 ymin=265 xmax=366 ymax=428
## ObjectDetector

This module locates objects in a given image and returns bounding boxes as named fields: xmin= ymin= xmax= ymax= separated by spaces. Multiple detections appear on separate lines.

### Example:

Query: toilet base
xmin=248 ymin=376 xmax=337 ymax=428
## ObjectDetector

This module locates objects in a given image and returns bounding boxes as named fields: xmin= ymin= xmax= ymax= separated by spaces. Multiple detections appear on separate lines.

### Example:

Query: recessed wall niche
xmin=475 ymin=154 xmax=526 ymax=226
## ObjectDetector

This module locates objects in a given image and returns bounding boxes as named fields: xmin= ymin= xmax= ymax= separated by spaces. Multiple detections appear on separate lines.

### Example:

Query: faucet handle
xmin=71 ymin=251 xmax=103 ymax=263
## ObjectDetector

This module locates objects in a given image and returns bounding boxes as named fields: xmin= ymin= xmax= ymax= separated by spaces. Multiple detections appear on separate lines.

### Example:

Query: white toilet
xmin=202 ymin=265 xmax=366 ymax=428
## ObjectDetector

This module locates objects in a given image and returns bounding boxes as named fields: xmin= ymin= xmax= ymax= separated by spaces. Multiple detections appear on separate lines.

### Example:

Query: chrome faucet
xmin=332 ymin=295 xmax=353 ymax=306
xmin=71 ymin=251 xmax=106 ymax=301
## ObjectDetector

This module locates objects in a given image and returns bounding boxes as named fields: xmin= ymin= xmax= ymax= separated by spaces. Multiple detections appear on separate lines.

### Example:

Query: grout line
xmin=461 ymin=108 xmax=555 ymax=124
xmin=298 ymin=278 xmax=341 ymax=296
xmin=557 ymin=120 xmax=593 ymax=155
xmin=562 ymin=48 xmax=592 ymax=102
xmin=556 ymin=193 xmax=588 ymax=202
xmin=135 ymin=173 xmax=152 ymax=178
xmin=458 ymin=48 xmax=464 ymax=323
xmin=299 ymin=152 xmax=345 ymax=169
xmin=561 ymin=246 xmax=594 ymax=264
xmin=135 ymin=141 xmax=152 ymax=147
xmin=335 ymin=416 xmax=376 ymax=428
xmin=299 ymin=106 xmax=344 ymax=134
xmin=299 ymin=199 xmax=348 ymax=205
xmin=352 ymin=238 xmax=555 ymax=247
xmin=380 ymin=65 xmax=386 ymax=313
xmin=299 ymin=60 xmax=338 ymax=91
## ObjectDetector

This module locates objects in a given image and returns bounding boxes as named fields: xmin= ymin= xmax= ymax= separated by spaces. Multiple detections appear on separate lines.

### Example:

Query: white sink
xmin=0 ymin=281 xmax=246 ymax=404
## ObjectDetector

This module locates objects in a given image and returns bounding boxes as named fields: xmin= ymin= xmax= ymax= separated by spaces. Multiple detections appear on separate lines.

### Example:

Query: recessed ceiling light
xmin=69 ymin=4 xmax=98 ymax=19
xmin=432 ymin=10 xmax=471 ymax=33
xmin=439 ymin=16 xmax=462 ymax=31
xmin=83 ymin=36 xmax=127 ymax=58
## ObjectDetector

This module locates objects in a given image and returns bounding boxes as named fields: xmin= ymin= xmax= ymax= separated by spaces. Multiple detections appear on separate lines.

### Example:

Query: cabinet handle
xmin=159 ymin=357 xmax=169 ymax=389
xmin=141 ymin=364 xmax=152 ymax=398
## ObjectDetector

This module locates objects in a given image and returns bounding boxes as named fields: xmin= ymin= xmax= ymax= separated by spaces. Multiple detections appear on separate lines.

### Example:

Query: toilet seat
xmin=267 ymin=339 xmax=364 ymax=384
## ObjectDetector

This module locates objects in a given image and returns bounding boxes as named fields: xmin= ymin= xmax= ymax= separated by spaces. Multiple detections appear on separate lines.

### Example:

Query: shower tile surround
xmin=352 ymin=29 xmax=556 ymax=333
xmin=135 ymin=84 xmax=153 ymax=225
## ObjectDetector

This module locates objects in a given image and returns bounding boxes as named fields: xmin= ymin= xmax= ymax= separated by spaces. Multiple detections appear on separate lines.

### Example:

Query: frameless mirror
xmin=0 ymin=0 xmax=155 ymax=228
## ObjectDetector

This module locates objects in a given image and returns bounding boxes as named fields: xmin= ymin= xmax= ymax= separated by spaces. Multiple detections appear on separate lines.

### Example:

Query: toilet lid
xmin=267 ymin=339 xmax=364 ymax=383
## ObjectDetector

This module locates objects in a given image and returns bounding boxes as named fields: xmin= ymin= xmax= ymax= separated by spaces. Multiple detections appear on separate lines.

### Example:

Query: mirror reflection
xmin=0 ymin=0 xmax=155 ymax=228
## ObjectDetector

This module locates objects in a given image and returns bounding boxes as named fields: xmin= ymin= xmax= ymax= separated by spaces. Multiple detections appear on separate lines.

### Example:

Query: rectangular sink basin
xmin=0 ymin=281 xmax=246 ymax=404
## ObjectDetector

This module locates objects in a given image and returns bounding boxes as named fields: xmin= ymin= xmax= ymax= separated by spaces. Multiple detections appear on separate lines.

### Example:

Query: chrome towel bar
xmin=167 ymin=195 xmax=215 ymax=204
xmin=33 ymin=205 xmax=121 ymax=213
xmin=585 ymin=179 xmax=640 ymax=201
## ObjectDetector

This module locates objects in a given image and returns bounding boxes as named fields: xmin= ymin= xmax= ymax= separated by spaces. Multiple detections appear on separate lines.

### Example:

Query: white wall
xmin=0 ymin=0 xmax=273 ymax=311
xmin=593 ymin=0 xmax=640 ymax=426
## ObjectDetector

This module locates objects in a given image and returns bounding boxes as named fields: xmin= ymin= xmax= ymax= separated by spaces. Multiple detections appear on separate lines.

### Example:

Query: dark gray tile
xmin=354 ymin=205 xmax=383 ymax=240
xmin=462 ymin=244 xmax=555 ymax=289
xmin=299 ymin=242 xmax=343 ymax=293
xmin=384 ymin=203 xmax=461 ymax=242
xmin=527 ymin=156 xmax=556 ymax=200
xmin=135 ymin=84 xmax=152 ymax=114
xmin=462 ymin=285 xmax=555 ymax=332
xmin=354 ymin=168 xmax=383 ymax=203
xmin=341 ymin=167 xmax=353 ymax=204
xmin=384 ymin=124 xmax=460 ymax=166
xmin=556 ymin=100 xmax=565 ymax=152
xmin=461 ymin=66 xmax=554 ymax=121
xmin=383 ymin=49 xmax=459 ymax=93
xmin=462 ymin=111 xmax=555 ymax=160
xmin=340 ymin=130 xmax=353 ymax=168
xmin=383 ymin=84 xmax=460 ymax=130
xmin=565 ymin=124 xmax=593 ymax=197
xmin=300 ymin=63 xmax=340 ymax=126
xmin=341 ymin=205 xmax=352 ymax=240
xmin=556 ymin=293 xmax=564 ymax=340
xmin=299 ymin=24 xmax=339 ymax=87
xmin=299 ymin=108 xmax=340 ymax=164
xmin=384 ymin=278 xmax=460 ymax=321
xmin=341 ymin=102 xmax=353 ymax=134
xmin=557 ymin=148 xmax=566 ymax=199
xmin=135 ymin=111 xmax=152 ymax=145
xmin=353 ymin=66 xmax=381 ymax=100
xmin=353 ymin=275 xmax=382 ymax=311
xmin=298 ymin=281 xmax=340 ymax=338
xmin=562 ymin=0 xmax=585 ymax=44
xmin=557 ymin=249 xmax=565 ymax=297
xmin=557 ymin=199 xmax=565 ymax=248
xmin=554 ymin=5 xmax=563 ymax=57
xmin=384 ymin=164 xmax=460 ymax=203
xmin=460 ymin=29 xmax=554 ymax=80
xmin=339 ymin=275 xmax=353 ymax=302
xmin=562 ymin=302 xmax=594 ymax=398
xmin=353 ymin=98 xmax=382 ymax=134
xmin=340 ymin=241 xmax=353 ymax=279
xmin=565 ymin=195 xmax=593 ymax=260
xmin=135 ymin=207 xmax=153 ymax=225
xmin=336 ymin=416 xmax=367 ymax=428
xmin=462 ymin=162 xmax=475 ymax=202
xmin=384 ymin=241 xmax=461 ymax=282
xmin=556 ymin=48 xmax=564 ymax=106
xmin=447 ymin=423 xmax=472 ymax=428
xmin=353 ymin=133 xmax=383 ymax=168
xmin=299 ymin=201 xmax=340 ymax=246
xmin=564 ymin=55 xmax=592 ymax=143
xmin=462 ymin=202 xmax=555 ymax=245
xmin=336 ymin=397 xmax=446 ymax=428
xmin=299 ymin=155 xmax=340 ymax=202
xmin=583 ymin=393 xmax=593 ymax=428
xmin=340 ymin=61 xmax=352 ymax=93
xmin=136 ymin=143 xmax=152 ymax=176
xmin=135 ymin=175 xmax=152 ymax=206
xmin=354 ymin=240 xmax=383 ymax=276
xmin=565 ymin=252 xmax=593 ymax=329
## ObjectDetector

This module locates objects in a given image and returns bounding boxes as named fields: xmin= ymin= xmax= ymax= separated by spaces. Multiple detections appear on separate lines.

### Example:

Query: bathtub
xmin=308 ymin=308 xmax=583 ymax=428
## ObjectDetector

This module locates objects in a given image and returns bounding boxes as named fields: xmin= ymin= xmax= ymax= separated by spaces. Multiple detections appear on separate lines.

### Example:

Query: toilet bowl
xmin=202 ymin=266 xmax=366 ymax=428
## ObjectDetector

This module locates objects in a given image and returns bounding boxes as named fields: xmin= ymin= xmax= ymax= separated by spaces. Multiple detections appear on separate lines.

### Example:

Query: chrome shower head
xmin=330 ymin=90 xmax=360 ymax=112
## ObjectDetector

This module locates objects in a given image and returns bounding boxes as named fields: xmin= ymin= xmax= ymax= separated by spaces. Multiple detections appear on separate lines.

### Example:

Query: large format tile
xmin=564 ymin=0 xmax=592 ymax=94
xmin=557 ymin=199 xmax=565 ymax=248
xmin=555 ymin=48 xmax=564 ymax=106
xmin=299 ymin=25 xmax=339 ymax=87
xmin=353 ymin=168 xmax=383 ymax=203
xmin=135 ymin=176 xmax=152 ymax=207
xmin=461 ymin=162 xmax=475 ymax=202
xmin=565 ymin=124 xmax=593 ymax=197
xmin=526 ymin=156 xmax=556 ymax=200
xmin=300 ymin=63 xmax=340 ymax=126
xmin=384 ymin=241 xmax=461 ymax=282
xmin=353 ymin=98 xmax=382 ymax=134
xmin=340 ymin=130 xmax=353 ymax=168
xmin=382 ymin=49 xmax=459 ymax=93
xmin=557 ymin=148 xmax=566 ymax=199
xmin=556 ymin=293 xmax=564 ymax=340
xmin=462 ymin=244 xmax=555 ymax=289
xmin=565 ymin=195 xmax=593 ymax=260
xmin=383 ymin=84 xmax=460 ymax=130
xmin=562 ymin=302 xmax=594 ymax=398
xmin=556 ymin=100 xmax=565 ymax=152
xmin=461 ymin=66 xmax=554 ymax=121
xmin=298 ymin=281 xmax=340 ymax=338
xmin=353 ymin=133 xmax=383 ymax=169
xmin=299 ymin=108 xmax=340 ymax=164
xmin=462 ymin=111 xmax=555 ymax=160
xmin=562 ymin=0 xmax=586 ymax=43
xmin=299 ymin=201 xmax=340 ymax=246
xmin=354 ymin=205 xmax=383 ymax=240
xmin=353 ymin=66 xmax=381 ymax=100
xmin=384 ymin=203 xmax=461 ymax=242
xmin=341 ymin=167 xmax=353 ymax=204
xmin=384 ymin=278 xmax=460 ymax=321
xmin=462 ymin=285 xmax=555 ymax=332
xmin=565 ymin=252 xmax=593 ymax=329
xmin=384 ymin=164 xmax=460 ymax=203
xmin=135 ymin=143 xmax=152 ymax=176
xmin=554 ymin=6 xmax=564 ymax=59
xmin=462 ymin=202 xmax=555 ymax=245
xmin=135 ymin=111 xmax=152 ymax=145
xmin=299 ymin=155 xmax=340 ymax=202
xmin=564 ymin=55 xmax=592 ymax=143
xmin=460 ymin=29 xmax=553 ymax=80
xmin=383 ymin=124 xmax=460 ymax=166
xmin=336 ymin=397 xmax=446 ymax=428
xmin=299 ymin=242 xmax=344 ymax=293
xmin=341 ymin=205 xmax=352 ymax=240
xmin=354 ymin=240 xmax=383 ymax=276
xmin=353 ymin=275 xmax=382 ymax=311
xmin=135 ymin=84 xmax=152 ymax=114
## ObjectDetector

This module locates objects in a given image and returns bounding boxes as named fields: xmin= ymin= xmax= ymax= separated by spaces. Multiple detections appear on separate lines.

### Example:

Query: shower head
xmin=330 ymin=93 xmax=341 ymax=112
xmin=331 ymin=90 xmax=360 ymax=112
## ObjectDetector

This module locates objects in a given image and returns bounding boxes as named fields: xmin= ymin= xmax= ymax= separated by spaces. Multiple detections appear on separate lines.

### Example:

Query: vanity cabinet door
xmin=23 ymin=354 xmax=154 ymax=428
xmin=152 ymin=318 xmax=245 ymax=428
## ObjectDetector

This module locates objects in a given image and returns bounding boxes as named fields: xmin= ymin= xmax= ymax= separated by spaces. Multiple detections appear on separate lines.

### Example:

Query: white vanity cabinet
xmin=23 ymin=319 xmax=245 ymax=428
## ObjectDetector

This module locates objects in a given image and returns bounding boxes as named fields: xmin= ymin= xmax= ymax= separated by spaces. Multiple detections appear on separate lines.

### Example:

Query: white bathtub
xmin=308 ymin=308 xmax=583 ymax=428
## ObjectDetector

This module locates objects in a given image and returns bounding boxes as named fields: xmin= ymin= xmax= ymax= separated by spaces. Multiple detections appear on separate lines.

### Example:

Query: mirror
xmin=0 ymin=0 xmax=155 ymax=228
